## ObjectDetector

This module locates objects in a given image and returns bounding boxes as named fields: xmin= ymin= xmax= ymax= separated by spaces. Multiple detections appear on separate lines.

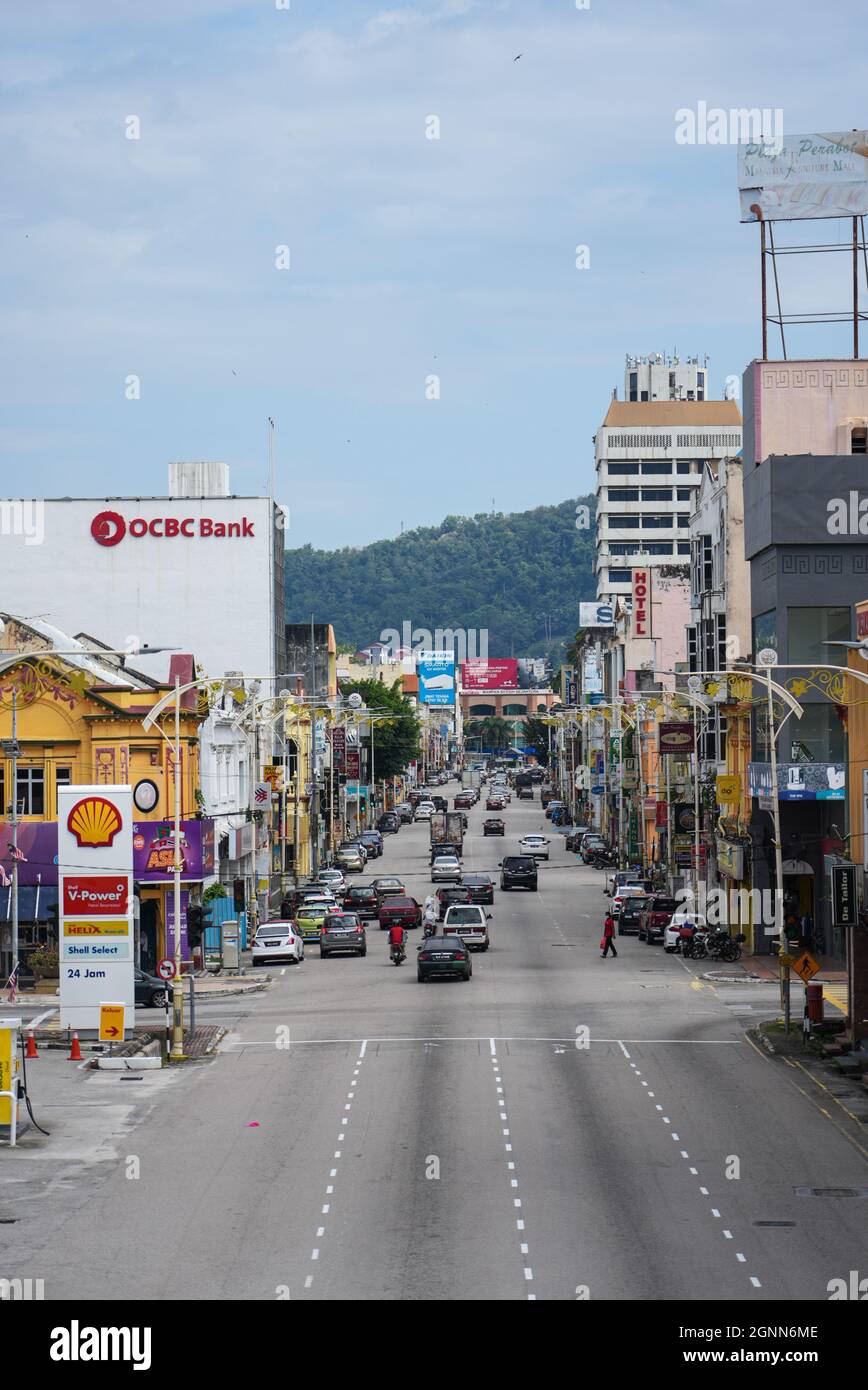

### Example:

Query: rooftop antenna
xmin=267 ymin=417 xmax=275 ymax=500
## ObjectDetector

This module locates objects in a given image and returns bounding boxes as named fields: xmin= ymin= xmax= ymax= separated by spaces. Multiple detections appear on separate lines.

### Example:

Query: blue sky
xmin=1 ymin=0 xmax=864 ymax=548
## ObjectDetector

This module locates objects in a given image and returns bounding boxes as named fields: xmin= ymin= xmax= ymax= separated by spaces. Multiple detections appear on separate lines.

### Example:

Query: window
xmin=640 ymin=390 xmax=649 ymax=401
xmin=787 ymin=705 xmax=845 ymax=764
xmin=676 ymin=488 xmax=692 ymax=501
xmin=642 ymin=543 xmax=674 ymax=555
xmin=852 ymin=427 xmax=867 ymax=454
xmin=676 ymin=461 xmax=692 ymax=475
xmin=702 ymin=534 xmax=713 ymax=589
xmin=669 ymin=372 xmax=676 ymax=388
xmin=677 ymin=541 xmax=690 ymax=555
xmin=641 ymin=462 xmax=671 ymax=476
xmin=17 ymin=767 xmax=44 ymax=816
xmin=788 ymin=607 xmax=849 ymax=664
xmin=642 ymin=514 xmax=674 ymax=529
xmin=608 ymin=572 xmax=632 ymax=585
xmin=629 ymin=371 xmax=638 ymax=402
xmin=753 ymin=610 xmax=777 ymax=655
xmin=55 ymin=766 xmax=71 ymax=814
xmin=697 ymin=372 xmax=705 ymax=387
xmin=715 ymin=613 xmax=727 ymax=671
xmin=641 ymin=488 xmax=672 ymax=501
xmin=677 ymin=515 xmax=690 ymax=528
xmin=687 ymin=626 xmax=698 ymax=673
xmin=607 ymin=488 xmax=639 ymax=502
xmin=607 ymin=462 xmax=640 ymax=475
xmin=608 ymin=515 xmax=641 ymax=528
xmin=607 ymin=543 xmax=635 ymax=555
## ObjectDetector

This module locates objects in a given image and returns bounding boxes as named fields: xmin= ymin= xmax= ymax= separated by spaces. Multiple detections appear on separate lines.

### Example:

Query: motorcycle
xmin=390 ymin=943 xmax=406 ymax=966
xmin=590 ymin=848 xmax=616 ymax=870
xmin=706 ymin=931 xmax=745 ymax=962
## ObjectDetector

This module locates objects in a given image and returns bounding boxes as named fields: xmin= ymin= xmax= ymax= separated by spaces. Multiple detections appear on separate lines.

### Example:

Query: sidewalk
xmin=745 ymin=952 xmax=847 ymax=1016
xmin=0 ymin=971 xmax=270 ymax=1030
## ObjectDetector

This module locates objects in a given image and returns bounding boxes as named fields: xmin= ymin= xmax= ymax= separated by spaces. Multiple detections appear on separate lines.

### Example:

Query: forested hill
xmin=285 ymin=496 xmax=596 ymax=656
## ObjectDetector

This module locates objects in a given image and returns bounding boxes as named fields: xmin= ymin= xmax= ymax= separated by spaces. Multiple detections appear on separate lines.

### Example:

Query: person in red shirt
xmin=388 ymin=922 xmax=407 ymax=960
xmin=601 ymin=912 xmax=618 ymax=959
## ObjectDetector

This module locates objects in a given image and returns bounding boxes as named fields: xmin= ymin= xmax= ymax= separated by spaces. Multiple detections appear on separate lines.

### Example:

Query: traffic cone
xmin=67 ymin=1032 xmax=82 ymax=1061
xmin=25 ymin=1031 xmax=38 ymax=1059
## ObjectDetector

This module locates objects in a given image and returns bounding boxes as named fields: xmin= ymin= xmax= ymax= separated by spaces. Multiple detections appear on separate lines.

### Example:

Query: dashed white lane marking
xmin=304 ymin=1275 xmax=313 ymax=1288
xmin=493 ymin=1041 xmax=535 ymax=1300
xmin=303 ymin=1040 xmax=367 ymax=1296
xmin=359 ymin=1040 xmax=367 ymax=1058
xmin=489 ymin=1037 xmax=497 ymax=1057
xmin=617 ymin=1045 xmax=767 ymax=1295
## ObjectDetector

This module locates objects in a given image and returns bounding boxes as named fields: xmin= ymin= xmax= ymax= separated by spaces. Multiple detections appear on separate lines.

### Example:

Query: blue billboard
xmin=418 ymin=651 xmax=455 ymax=706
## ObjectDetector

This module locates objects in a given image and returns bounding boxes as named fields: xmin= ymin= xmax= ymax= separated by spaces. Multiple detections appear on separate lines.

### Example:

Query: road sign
xmin=778 ymin=952 xmax=794 ymax=967
xmin=591 ymin=785 xmax=605 ymax=797
xmin=831 ymin=862 xmax=859 ymax=927
xmin=156 ymin=957 xmax=176 ymax=981
xmin=791 ymin=951 xmax=820 ymax=983
xmin=99 ymin=1002 xmax=126 ymax=1042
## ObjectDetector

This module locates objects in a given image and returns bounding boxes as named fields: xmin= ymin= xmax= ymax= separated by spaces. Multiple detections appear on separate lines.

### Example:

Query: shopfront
xmin=133 ymin=818 xmax=215 ymax=967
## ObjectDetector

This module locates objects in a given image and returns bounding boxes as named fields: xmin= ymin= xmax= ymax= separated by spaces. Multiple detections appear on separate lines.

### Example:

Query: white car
xmin=251 ymin=920 xmax=304 ymax=966
xmin=664 ymin=910 xmax=708 ymax=952
xmin=519 ymin=834 xmax=549 ymax=860
xmin=414 ymin=802 xmax=436 ymax=820
xmin=314 ymin=869 xmax=347 ymax=896
xmin=431 ymin=854 xmax=462 ymax=883
xmin=611 ymin=883 xmax=648 ymax=917
xmin=443 ymin=903 xmax=490 ymax=951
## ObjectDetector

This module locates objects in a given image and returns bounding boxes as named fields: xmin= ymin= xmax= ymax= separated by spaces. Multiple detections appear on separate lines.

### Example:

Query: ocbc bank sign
xmin=91 ymin=510 xmax=256 ymax=547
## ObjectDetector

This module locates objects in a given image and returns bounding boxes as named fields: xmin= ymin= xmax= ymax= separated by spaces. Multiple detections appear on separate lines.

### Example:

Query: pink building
xmin=743 ymin=358 xmax=868 ymax=463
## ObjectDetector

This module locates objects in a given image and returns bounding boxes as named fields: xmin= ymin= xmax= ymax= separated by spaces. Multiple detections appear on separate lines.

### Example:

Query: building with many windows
xmin=594 ymin=364 xmax=743 ymax=602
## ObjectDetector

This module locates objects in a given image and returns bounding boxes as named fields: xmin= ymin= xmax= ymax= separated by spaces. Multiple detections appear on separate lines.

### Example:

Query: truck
xmin=430 ymin=810 xmax=464 ymax=862
xmin=460 ymin=769 xmax=481 ymax=789
xmin=515 ymin=770 xmax=533 ymax=799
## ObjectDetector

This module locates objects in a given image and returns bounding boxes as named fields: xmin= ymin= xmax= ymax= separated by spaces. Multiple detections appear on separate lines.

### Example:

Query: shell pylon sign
xmin=58 ymin=785 xmax=134 ymax=1035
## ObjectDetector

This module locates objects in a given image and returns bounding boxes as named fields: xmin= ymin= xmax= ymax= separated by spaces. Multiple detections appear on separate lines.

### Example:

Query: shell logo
xmin=67 ymin=796 xmax=123 ymax=848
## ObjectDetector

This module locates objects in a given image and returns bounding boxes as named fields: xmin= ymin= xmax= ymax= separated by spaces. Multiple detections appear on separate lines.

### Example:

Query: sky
xmin=2 ymin=0 xmax=866 ymax=550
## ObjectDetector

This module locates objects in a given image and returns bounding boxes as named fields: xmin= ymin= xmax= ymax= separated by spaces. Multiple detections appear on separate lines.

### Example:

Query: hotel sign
xmin=632 ymin=568 xmax=652 ymax=637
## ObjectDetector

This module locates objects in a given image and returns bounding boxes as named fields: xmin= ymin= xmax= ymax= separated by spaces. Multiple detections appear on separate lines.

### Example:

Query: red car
xmin=378 ymin=895 xmax=422 ymax=931
xmin=454 ymin=793 xmax=473 ymax=809
xmin=486 ymin=796 xmax=505 ymax=811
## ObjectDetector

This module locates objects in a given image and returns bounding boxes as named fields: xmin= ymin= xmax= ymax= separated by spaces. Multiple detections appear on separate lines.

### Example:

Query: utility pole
xmin=764 ymin=660 xmax=788 ymax=1031
xmin=10 ymin=691 xmax=19 ymax=1000
xmin=170 ymin=675 xmax=185 ymax=1060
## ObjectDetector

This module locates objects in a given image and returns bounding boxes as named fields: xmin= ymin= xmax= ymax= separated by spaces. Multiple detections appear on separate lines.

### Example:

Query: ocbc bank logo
xmin=91 ymin=510 xmax=126 ymax=547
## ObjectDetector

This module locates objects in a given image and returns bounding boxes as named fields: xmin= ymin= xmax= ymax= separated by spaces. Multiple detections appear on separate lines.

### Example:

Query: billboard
xmin=132 ymin=819 xmax=215 ymax=882
xmin=58 ymin=785 xmax=134 ymax=1034
xmin=738 ymin=132 xmax=868 ymax=223
xmin=418 ymin=651 xmax=455 ymax=705
xmin=461 ymin=659 xmax=518 ymax=690
xmin=749 ymin=762 xmax=845 ymax=801
xmin=659 ymin=722 xmax=694 ymax=754
xmin=632 ymin=568 xmax=652 ymax=637
xmin=582 ymin=652 xmax=602 ymax=696
xmin=579 ymin=602 xmax=615 ymax=629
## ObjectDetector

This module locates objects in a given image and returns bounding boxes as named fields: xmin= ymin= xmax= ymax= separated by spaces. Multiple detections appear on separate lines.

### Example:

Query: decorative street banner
xmin=58 ymin=785 xmax=134 ymax=1035
xmin=738 ymin=131 xmax=868 ymax=223
xmin=659 ymin=722 xmax=695 ymax=754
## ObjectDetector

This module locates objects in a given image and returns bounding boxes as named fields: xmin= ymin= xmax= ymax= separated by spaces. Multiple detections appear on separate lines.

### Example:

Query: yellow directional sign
xmin=791 ymin=951 xmax=821 ymax=983
xmin=99 ymin=1003 xmax=126 ymax=1043
xmin=778 ymin=952 xmax=794 ymax=967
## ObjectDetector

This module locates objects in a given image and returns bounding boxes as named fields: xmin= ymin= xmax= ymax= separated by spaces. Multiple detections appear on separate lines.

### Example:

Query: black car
xmin=462 ymin=873 xmax=494 ymax=905
xmin=499 ymin=855 xmax=538 ymax=891
xmin=358 ymin=831 xmax=383 ymax=859
xmin=377 ymin=813 xmax=400 ymax=833
xmin=432 ymin=796 xmax=448 ymax=812
xmin=435 ymin=885 xmax=472 ymax=919
xmin=617 ymin=898 xmax=649 ymax=936
xmin=342 ymin=884 xmax=380 ymax=919
xmin=417 ymin=934 xmax=472 ymax=982
xmin=134 ymin=967 xmax=168 ymax=1009
xmin=580 ymin=836 xmax=609 ymax=864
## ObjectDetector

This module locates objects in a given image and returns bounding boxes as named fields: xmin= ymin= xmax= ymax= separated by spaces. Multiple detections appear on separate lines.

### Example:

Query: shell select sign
xmin=67 ymin=796 xmax=123 ymax=848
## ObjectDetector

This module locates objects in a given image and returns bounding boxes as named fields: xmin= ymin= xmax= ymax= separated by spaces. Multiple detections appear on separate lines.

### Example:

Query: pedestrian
xmin=601 ymin=911 xmax=618 ymax=959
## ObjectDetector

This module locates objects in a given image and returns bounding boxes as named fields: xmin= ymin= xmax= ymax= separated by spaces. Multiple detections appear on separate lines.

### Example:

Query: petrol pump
xmin=0 ymin=1018 xmax=22 ymax=1146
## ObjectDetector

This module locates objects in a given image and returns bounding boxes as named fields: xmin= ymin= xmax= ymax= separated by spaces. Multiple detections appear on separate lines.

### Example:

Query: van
xmin=443 ymin=903 xmax=491 ymax=951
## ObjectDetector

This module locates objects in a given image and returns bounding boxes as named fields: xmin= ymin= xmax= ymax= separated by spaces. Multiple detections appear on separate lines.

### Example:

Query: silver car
xmin=431 ymin=854 xmax=462 ymax=883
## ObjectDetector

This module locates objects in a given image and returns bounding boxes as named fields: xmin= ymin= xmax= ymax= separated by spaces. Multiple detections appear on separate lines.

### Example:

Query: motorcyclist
xmin=423 ymin=895 xmax=438 ymax=936
xmin=388 ymin=922 xmax=407 ymax=961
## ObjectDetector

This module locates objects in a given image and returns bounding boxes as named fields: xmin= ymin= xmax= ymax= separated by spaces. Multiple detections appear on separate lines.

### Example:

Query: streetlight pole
xmin=10 ymin=691 xmax=19 ymax=1002
xmin=764 ymin=660 xmax=788 ymax=1031
xmin=171 ymin=675 xmax=185 ymax=1061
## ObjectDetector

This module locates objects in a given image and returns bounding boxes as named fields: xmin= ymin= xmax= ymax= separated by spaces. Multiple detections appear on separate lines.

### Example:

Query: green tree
xmin=523 ymin=717 xmax=552 ymax=767
xmin=339 ymin=677 xmax=419 ymax=780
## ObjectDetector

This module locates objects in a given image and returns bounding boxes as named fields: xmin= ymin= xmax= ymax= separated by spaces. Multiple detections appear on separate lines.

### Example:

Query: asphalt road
xmin=3 ymin=778 xmax=867 ymax=1302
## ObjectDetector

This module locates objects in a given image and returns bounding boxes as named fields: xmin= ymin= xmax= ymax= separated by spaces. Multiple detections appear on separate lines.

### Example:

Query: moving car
xmin=638 ymin=895 xmax=681 ymax=944
xmin=461 ymin=872 xmax=494 ymax=905
xmin=443 ymin=903 xmax=491 ymax=951
xmin=454 ymin=792 xmax=474 ymax=809
xmin=357 ymin=830 xmax=383 ymax=859
xmin=295 ymin=904 xmax=335 ymax=943
xmin=396 ymin=803 xmax=414 ymax=824
xmin=377 ymin=812 xmax=400 ymax=833
xmin=336 ymin=845 xmax=365 ymax=872
xmin=417 ymin=935 xmax=472 ymax=982
xmin=483 ymin=817 xmax=505 ymax=836
xmin=343 ymin=884 xmax=380 ymax=918
xmin=252 ymin=920 xmax=305 ymax=965
xmin=517 ymin=786 xmax=534 ymax=800
xmin=314 ymin=868 xmax=347 ymax=897
xmin=378 ymin=895 xmax=422 ymax=931
xmin=499 ymin=855 xmax=538 ymax=891
xmin=134 ymin=966 xmax=169 ymax=1009
xmin=519 ymin=834 xmax=550 ymax=860
xmin=414 ymin=801 xmax=436 ymax=820
xmin=435 ymin=884 xmax=472 ymax=919
xmin=431 ymin=854 xmax=462 ymax=883
xmin=319 ymin=912 xmax=367 ymax=958
xmin=371 ymin=876 xmax=406 ymax=902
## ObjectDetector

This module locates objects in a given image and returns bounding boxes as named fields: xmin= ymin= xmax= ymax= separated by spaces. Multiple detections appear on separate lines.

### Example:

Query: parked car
xmin=443 ymin=903 xmax=491 ymax=951
xmin=339 ymin=839 xmax=368 ymax=863
xmin=611 ymin=884 xmax=649 ymax=918
xmin=319 ymin=912 xmax=367 ymax=958
xmin=519 ymin=834 xmax=550 ymax=860
xmin=252 ymin=920 xmax=305 ymax=965
xmin=336 ymin=846 xmax=365 ymax=872
xmin=638 ymin=896 xmax=681 ymax=944
xmin=313 ymin=868 xmax=347 ymax=897
xmin=580 ymin=835 xmax=609 ymax=864
xmin=565 ymin=826 xmax=592 ymax=852
xmin=377 ymin=812 xmax=400 ymax=833
xmin=431 ymin=854 xmax=462 ymax=883
xmin=435 ymin=884 xmax=473 ymax=919
xmin=134 ymin=966 xmax=169 ymax=1008
xmin=544 ymin=800 xmax=565 ymax=821
xmin=396 ymin=803 xmax=414 ymax=824
xmin=664 ymin=910 xmax=708 ymax=952
xmin=417 ymin=935 xmax=472 ymax=982
xmin=357 ymin=831 xmax=383 ymax=859
xmin=462 ymin=872 xmax=494 ymax=905
xmin=295 ymin=901 xmax=337 ymax=943
xmin=617 ymin=898 xmax=649 ymax=936
xmin=483 ymin=817 xmax=505 ymax=836
xmin=605 ymin=869 xmax=651 ymax=898
xmin=499 ymin=855 xmax=538 ymax=891
xmin=378 ymin=895 xmax=422 ymax=931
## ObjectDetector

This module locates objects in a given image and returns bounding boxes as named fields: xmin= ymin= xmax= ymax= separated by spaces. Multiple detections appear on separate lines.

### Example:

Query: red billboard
xmin=461 ymin=659 xmax=519 ymax=690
